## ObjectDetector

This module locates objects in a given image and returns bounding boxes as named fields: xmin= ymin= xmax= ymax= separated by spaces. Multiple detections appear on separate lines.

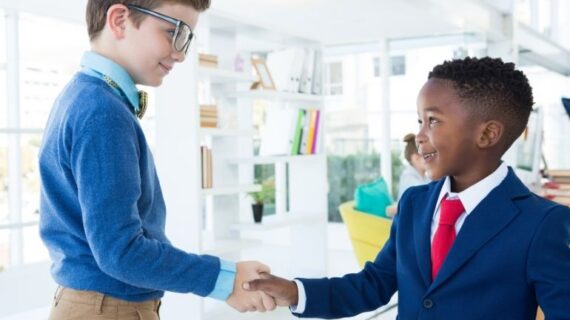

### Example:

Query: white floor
xmin=0 ymin=223 xmax=398 ymax=320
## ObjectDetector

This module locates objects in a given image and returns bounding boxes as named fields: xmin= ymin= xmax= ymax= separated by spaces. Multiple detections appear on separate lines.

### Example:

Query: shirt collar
xmin=80 ymin=51 xmax=140 ymax=112
xmin=435 ymin=162 xmax=509 ymax=215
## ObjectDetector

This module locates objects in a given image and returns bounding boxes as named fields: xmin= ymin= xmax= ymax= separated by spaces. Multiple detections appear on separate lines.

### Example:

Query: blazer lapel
xmin=428 ymin=169 xmax=529 ymax=292
xmin=413 ymin=180 xmax=444 ymax=287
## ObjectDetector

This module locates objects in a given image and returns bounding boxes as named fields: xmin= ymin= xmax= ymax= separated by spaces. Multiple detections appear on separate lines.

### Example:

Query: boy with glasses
xmin=39 ymin=1 xmax=275 ymax=319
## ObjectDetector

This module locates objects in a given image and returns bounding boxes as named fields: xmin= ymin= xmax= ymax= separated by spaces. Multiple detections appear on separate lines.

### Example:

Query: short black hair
xmin=428 ymin=56 xmax=534 ymax=150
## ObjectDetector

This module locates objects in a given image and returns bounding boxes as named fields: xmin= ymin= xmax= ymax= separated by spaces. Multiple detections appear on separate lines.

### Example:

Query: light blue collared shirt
xmin=80 ymin=51 xmax=140 ymax=114
xmin=78 ymin=51 xmax=237 ymax=301
xmin=209 ymin=260 xmax=237 ymax=300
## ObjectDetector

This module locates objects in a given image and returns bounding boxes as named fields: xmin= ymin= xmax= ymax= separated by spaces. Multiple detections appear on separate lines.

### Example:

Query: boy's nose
xmin=415 ymin=131 xmax=426 ymax=146
xmin=172 ymin=50 xmax=186 ymax=63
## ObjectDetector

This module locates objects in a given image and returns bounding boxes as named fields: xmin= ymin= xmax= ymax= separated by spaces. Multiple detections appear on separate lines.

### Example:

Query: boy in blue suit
xmin=245 ymin=57 xmax=570 ymax=319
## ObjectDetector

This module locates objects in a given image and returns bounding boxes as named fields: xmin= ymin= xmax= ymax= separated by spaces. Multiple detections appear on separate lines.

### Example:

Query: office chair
xmin=339 ymin=201 xmax=392 ymax=267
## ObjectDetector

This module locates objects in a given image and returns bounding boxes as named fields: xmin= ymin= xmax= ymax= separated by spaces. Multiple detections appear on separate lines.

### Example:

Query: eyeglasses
xmin=127 ymin=4 xmax=193 ymax=54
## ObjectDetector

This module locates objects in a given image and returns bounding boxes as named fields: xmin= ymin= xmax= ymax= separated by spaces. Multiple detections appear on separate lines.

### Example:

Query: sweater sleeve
xmin=295 ymin=213 xmax=399 ymax=318
xmin=70 ymin=112 xmax=221 ymax=296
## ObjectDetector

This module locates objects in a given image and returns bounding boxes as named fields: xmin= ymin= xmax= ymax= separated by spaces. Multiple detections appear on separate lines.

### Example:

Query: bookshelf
xmin=154 ymin=10 xmax=328 ymax=320
xmin=227 ymin=90 xmax=324 ymax=104
xmin=200 ymin=185 xmax=261 ymax=196
xmin=198 ymin=66 xmax=254 ymax=83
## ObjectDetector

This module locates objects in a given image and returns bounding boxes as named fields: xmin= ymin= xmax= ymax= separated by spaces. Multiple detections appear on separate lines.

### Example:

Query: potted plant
xmin=247 ymin=181 xmax=275 ymax=223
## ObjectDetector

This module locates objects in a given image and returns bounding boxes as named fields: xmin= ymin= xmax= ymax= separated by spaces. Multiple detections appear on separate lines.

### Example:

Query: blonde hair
xmin=86 ymin=0 xmax=210 ymax=41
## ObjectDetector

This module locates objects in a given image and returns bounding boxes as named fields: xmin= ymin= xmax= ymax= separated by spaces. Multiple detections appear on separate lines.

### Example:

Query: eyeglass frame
xmin=127 ymin=4 xmax=194 ymax=54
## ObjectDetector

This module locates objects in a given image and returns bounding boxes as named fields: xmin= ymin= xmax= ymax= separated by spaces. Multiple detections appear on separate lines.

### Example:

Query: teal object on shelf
xmin=354 ymin=178 xmax=394 ymax=218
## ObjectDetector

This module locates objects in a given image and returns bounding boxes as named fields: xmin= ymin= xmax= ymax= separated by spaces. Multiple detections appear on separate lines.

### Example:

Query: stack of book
xmin=200 ymin=104 xmax=218 ymax=128
xmin=199 ymin=53 xmax=218 ymax=68
xmin=542 ymin=169 xmax=570 ymax=206
xmin=201 ymin=146 xmax=213 ymax=189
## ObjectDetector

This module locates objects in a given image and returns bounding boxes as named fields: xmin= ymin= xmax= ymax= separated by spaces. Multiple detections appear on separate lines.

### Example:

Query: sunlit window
xmin=373 ymin=56 xmax=407 ymax=77
xmin=0 ymin=9 xmax=6 ymax=128
xmin=538 ymin=0 xmax=552 ymax=36
xmin=19 ymin=12 xmax=89 ymax=129
xmin=0 ymin=11 xmax=88 ymax=268
xmin=0 ymin=229 xmax=10 ymax=269
xmin=517 ymin=0 xmax=532 ymax=26
xmin=20 ymin=134 xmax=41 ymax=222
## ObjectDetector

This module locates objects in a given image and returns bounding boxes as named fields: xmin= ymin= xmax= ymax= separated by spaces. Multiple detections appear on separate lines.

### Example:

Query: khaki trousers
xmin=48 ymin=287 xmax=161 ymax=320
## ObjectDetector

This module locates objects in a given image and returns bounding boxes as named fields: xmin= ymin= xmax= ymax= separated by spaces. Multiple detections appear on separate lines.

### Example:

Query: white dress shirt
xmin=292 ymin=162 xmax=509 ymax=314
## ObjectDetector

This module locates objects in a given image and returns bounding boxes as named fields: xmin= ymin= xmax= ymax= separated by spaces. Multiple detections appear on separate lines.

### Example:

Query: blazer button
xmin=423 ymin=299 xmax=434 ymax=309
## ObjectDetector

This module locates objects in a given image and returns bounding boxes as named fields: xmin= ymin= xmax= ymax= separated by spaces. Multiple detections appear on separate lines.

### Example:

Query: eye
xmin=166 ymin=30 xmax=176 ymax=38
xmin=428 ymin=117 xmax=440 ymax=126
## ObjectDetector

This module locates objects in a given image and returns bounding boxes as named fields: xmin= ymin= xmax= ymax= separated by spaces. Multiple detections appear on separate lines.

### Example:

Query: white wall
xmin=0 ymin=262 xmax=55 ymax=317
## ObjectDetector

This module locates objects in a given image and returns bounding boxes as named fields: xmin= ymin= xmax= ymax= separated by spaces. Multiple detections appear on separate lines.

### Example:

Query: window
xmin=373 ymin=55 xmax=407 ymax=77
xmin=0 ymin=9 xmax=6 ymax=128
xmin=325 ymin=61 xmax=343 ymax=95
xmin=0 ymin=11 xmax=88 ymax=269
xmin=19 ymin=13 xmax=88 ymax=129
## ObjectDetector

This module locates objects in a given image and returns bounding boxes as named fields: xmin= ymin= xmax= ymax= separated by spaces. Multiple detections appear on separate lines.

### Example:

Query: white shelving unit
xmin=227 ymin=90 xmax=324 ymax=104
xmin=227 ymin=154 xmax=326 ymax=165
xmin=199 ymin=128 xmax=255 ymax=138
xmin=200 ymin=184 xmax=260 ymax=196
xmin=198 ymin=66 xmax=254 ymax=83
xmin=231 ymin=213 xmax=323 ymax=231
xmin=154 ymin=10 xmax=328 ymax=320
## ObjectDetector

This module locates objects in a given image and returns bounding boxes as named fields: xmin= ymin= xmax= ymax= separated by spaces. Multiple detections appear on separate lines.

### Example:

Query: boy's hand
xmin=242 ymin=272 xmax=298 ymax=306
xmin=226 ymin=261 xmax=276 ymax=312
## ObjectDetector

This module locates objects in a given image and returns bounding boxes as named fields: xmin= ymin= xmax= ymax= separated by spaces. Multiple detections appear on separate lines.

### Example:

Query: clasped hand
xmin=226 ymin=261 xmax=276 ymax=312
xmin=226 ymin=262 xmax=298 ymax=312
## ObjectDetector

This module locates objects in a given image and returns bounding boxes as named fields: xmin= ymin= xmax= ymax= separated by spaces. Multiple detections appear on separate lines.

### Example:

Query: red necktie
xmin=431 ymin=196 xmax=465 ymax=280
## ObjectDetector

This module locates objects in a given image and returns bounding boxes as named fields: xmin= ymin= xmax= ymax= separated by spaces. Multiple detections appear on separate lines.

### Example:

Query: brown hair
xmin=86 ymin=0 xmax=211 ymax=41
xmin=403 ymin=133 xmax=418 ymax=164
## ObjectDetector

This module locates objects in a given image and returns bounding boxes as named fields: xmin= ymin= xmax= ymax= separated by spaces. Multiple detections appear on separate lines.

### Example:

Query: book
xmin=299 ymin=49 xmax=315 ymax=94
xmin=290 ymin=110 xmax=305 ymax=155
xmin=299 ymin=109 xmax=311 ymax=154
xmin=548 ymin=169 xmax=570 ymax=177
xmin=310 ymin=110 xmax=321 ymax=154
xmin=306 ymin=109 xmax=317 ymax=154
xmin=259 ymin=107 xmax=298 ymax=156
xmin=199 ymin=53 xmax=219 ymax=68
xmin=311 ymin=50 xmax=323 ymax=95
xmin=201 ymin=146 xmax=213 ymax=188
xmin=543 ymin=188 xmax=570 ymax=197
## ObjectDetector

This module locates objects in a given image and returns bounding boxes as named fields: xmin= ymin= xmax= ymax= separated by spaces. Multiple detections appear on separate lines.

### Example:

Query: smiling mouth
xmin=422 ymin=151 xmax=437 ymax=160
xmin=159 ymin=63 xmax=172 ymax=73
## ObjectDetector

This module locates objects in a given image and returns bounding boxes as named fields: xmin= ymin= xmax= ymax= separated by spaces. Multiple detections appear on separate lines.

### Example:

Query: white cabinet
xmin=154 ymin=10 xmax=327 ymax=320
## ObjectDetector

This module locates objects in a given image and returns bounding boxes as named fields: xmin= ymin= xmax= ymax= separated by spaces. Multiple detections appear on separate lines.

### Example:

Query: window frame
xmin=0 ymin=9 xmax=45 ymax=269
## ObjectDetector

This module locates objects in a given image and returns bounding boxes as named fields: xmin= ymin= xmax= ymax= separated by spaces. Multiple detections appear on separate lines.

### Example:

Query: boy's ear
xmin=106 ymin=4 xmax=129 ymax=39
xmin=477 ymin=120 xmax=503 ymax=149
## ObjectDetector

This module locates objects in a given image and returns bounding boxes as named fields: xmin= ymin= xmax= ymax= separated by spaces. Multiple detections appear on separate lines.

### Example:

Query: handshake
xmin=226 ymin=261 xmax=298 ymax=312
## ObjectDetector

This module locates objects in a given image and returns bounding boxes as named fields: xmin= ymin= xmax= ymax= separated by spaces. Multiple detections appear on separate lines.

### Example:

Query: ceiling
xmin=210 ymin=0 xmax=464 ymax=46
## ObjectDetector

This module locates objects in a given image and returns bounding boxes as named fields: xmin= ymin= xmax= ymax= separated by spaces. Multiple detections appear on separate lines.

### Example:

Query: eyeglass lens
xmin=174 ymin=24 xmax=193 ymax=53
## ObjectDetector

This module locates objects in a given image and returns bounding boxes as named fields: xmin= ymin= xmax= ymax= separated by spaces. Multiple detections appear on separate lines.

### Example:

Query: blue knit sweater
xmin=39 ymin=72 xmax=220 ymax=301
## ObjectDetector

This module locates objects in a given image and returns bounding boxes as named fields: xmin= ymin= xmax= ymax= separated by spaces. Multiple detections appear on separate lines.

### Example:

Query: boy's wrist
xmin=207 ymin=259 xmax=236 ymax=300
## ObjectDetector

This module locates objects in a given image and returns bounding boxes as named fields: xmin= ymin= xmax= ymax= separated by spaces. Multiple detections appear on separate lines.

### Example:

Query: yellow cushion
xmin=339 ymin=201 xmax=392 ymax=268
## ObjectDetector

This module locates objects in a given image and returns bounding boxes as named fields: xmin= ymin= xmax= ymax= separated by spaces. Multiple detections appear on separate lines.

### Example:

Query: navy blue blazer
xmin=297 ymin=168 xmax=570 ymax=319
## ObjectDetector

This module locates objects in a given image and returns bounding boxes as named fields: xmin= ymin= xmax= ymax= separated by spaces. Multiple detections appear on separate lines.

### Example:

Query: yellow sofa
xmin=339 ymin=201 xmax=392 ymax=268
